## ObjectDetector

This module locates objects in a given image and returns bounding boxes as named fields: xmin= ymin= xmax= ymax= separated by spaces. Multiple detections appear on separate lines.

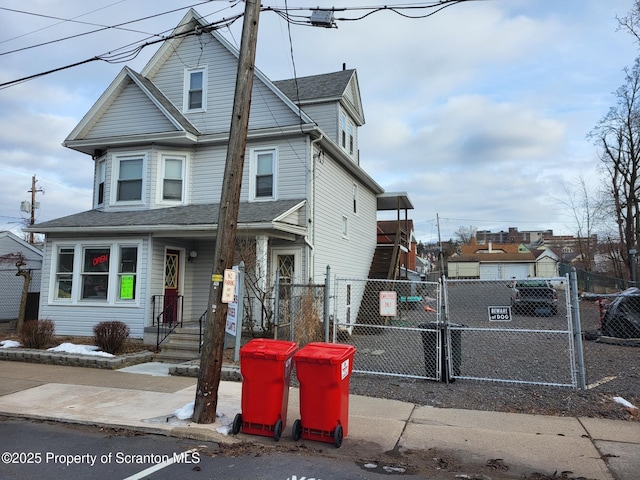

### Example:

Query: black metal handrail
xmin=152 ymin=294 xmax=184 ymax=350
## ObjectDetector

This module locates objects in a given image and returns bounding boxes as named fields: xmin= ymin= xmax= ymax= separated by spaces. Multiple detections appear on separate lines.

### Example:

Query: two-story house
xmin=27 ymin=9 xmax=409 ymax=339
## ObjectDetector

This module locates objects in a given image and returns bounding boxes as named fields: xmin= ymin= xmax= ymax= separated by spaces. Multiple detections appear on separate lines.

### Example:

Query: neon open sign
xmin=92 ymin=254 xmax=109 ymax=266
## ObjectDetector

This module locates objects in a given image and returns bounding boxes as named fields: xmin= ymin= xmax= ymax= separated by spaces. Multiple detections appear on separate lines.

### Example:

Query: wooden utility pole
xmin=193 ymin=0 xmax=261 ymax=424
xmin=27 ymin=175 xmax=44 ymax=245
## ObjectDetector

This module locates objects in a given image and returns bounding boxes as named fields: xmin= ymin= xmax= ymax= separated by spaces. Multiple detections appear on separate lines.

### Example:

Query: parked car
xmin=601 ymin=287 xmax=640 ymax=339
xmin=509 ymin=279 xmax=558 ymax=316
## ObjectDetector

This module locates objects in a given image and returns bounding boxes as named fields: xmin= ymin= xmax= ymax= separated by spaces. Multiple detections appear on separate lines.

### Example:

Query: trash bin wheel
xmin=232 ymin=413 xmax=242 ymax=435
xmin=292 ymin=419 xmax=302 ymax=441
xmin=333 ymin=424 xmax=343 ymax=448
xmin=274 ymin=419 xmax=283 ymax=442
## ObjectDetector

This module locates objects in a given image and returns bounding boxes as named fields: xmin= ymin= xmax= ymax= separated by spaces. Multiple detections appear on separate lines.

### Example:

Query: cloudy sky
xmin=0 ymin=0 xmax=637 ymax=243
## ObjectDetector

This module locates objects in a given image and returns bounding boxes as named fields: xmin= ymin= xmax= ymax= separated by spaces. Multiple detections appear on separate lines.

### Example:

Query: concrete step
xmin=154 ymin=349 xmax=200 ymax=363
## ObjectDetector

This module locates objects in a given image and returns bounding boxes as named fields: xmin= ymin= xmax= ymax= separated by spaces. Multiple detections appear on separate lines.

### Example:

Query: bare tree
xmin=617 ymin=0 xmax=640 ymax=45
xmin=554 ymin=175 xmax=605 ymax=272
xmin=234 ymin=237 xmax=275 ymax=337
xmin=453 ymin=225 xmax=476 ymax=244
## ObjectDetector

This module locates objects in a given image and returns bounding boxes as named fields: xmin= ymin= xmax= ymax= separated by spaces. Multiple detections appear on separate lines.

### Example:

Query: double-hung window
xmin=97 ymin=159 xmax=106 ymax=206
xmin=250 ymin=148 xmax=277 ymax=201
xmin=184 ymin=67 xmax=207 ymax=112
xmin=115 ymin=154 xmax=145 ymax=203
xmin=54 ymin=247 xmax=74 ymax=300
xmin=162 ymin=156 xmax=185 ymax=202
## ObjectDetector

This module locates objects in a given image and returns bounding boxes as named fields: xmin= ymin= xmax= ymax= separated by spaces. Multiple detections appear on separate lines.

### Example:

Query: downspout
xmin=308 ymin=134 xmax=324 ymax=282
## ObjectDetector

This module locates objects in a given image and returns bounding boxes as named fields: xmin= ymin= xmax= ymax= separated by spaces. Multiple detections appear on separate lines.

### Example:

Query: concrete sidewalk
xmin=0 ymin=360 xmax=638 ymax=479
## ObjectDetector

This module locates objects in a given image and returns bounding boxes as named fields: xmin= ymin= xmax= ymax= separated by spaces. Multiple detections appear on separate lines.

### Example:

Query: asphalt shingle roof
xmin=273 ymin=69 xmax=355 ymax=103
xmin=31 ymin=200 xmax=305 ymax=232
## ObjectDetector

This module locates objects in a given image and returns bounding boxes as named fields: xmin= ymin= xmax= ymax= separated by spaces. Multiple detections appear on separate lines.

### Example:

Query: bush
xmin=93 ymin=321 xmax=130 ymax=354
xmin=19 ymin=319 xmax=55 ymax=349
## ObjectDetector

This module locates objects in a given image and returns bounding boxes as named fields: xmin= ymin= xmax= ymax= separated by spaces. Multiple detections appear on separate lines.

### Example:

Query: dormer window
xmin=184 ymin=67 xmax=207 ymax=112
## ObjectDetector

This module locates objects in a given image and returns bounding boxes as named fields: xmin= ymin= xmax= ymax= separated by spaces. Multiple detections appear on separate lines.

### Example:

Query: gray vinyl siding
xmin=85 ymin=81 xmax=176 ymax=139
xmin=303 ymin=103 xmax=339 ymax=142
xmin=148 ymin=34 xmax=301 ymax=135
xmin=38 ymin=236 xmax=150 ymax=339
xmin=312 ymin=152 xmax=377 ymax=283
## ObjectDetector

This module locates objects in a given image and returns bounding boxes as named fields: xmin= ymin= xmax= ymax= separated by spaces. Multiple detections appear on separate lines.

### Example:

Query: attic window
xmin=184 ymin=67 xmax=207 ymax=112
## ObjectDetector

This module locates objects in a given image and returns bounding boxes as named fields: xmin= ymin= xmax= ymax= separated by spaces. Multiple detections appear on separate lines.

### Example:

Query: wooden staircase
xmin=154 ymin=325 xmax=201 ymax=363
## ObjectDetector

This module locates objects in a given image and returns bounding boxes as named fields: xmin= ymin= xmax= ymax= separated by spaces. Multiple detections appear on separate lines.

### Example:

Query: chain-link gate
xmin=334 ymin=274 xmax=584 ymax=388
xmin=333 ymin=277 xmax=446 ymax=380
xmin=443 ymin=276 xmax=578 ymax=387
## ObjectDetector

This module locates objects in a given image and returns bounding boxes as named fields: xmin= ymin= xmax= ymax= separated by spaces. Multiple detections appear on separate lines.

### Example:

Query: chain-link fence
xmin=333 ymin=277 xmax=444 ymax=380
xmin=333 ymin=274 xmax=584 ymax=388
xmin=273 ymin=283 xmax=327 ymax=346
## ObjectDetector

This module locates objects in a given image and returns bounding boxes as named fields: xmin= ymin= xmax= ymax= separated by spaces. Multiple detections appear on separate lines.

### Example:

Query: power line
xmin=0 ymin=1 xmax=478 ymax=89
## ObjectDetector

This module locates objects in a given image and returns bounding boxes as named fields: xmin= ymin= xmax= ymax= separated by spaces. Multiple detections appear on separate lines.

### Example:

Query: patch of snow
xmin=47 ymin=343 xmax=114 ymax=357
xmin=613 ymin=396 xmax=638 ymax=410
xmin=0 ymin=340 xmax=21 ymax=349
xmin=173 ymin=401 xmax=194 ymax=420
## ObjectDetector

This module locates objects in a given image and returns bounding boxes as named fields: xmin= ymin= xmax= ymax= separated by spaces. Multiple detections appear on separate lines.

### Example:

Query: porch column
xmin=255 ymin=235 xmax=268 ymax=293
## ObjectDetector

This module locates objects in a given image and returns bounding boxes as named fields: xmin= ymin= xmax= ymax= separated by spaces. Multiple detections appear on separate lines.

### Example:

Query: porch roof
xmin=26 ymin=199 xmax=306 ymax=235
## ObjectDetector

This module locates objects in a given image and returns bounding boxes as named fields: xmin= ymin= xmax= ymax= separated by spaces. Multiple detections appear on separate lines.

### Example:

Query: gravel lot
xmin=346 ymin=298 xmax=640 ymax=422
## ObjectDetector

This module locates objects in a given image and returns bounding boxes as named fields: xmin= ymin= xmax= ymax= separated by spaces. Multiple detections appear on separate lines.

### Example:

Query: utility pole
xmin=193 ymin=0 xmax=261 ymax=424
xmin=27 ymin=175 xmax=44 ymax=245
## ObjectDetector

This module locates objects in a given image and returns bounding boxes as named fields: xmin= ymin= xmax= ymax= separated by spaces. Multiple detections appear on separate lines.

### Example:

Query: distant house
xmin=447 ymin=238 xmax=559 ymax=280
xmin=0 ymin=231 xmax=42 ymax=321
xmin=27 ymin=9 xmax=410 ymax=339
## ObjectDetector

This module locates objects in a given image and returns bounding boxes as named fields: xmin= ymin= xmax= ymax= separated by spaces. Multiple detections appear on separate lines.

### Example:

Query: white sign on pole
xmin=379 ymin=291 xmax=397 ymax=316
xmin=224 ymin=267 xmax=240 ymax=336
xmin=221 ymin=268 xmax=237 ymax=303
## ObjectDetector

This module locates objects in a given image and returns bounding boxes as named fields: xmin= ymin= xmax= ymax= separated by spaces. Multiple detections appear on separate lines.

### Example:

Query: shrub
xmin=19 ymin=319 xmax=55 ymax=349
xmin=93 ymin=321 xmax=130 ymax=354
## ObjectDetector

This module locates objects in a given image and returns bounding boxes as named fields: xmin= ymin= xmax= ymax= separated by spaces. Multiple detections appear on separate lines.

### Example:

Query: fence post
xmin=324 ymin=265 xmax=331 ymax=342
xmin=273 ymin=269 xmax=280 ymax=339
xmin=570 ymin=268 xmax=586 ymax=390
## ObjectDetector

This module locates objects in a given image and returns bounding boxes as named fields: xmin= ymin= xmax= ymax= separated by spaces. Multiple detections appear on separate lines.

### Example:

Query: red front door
xmin=164 ymin=249 xmax=180 ymax=324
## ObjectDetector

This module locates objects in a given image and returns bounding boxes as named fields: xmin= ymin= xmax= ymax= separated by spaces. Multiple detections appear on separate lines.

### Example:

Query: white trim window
xmin=249 ymin=147 xmax=277 ymax=201
xmin=113 ymin=153 xmax=146 ymax=204
xmin=271 ymin=247 xmax=302 ymax=285
xmin=54 ymin=247 xmax=75 ymax=300
xmin=50 ymin=242 xmax=140 ymax=304
xmin=96 ymin=158 xmax=106 ymax=206
xmin=348 ymin=122 xmax=354 ymax=155
xmin=352 ymin=183 xmax=358 ymax=214
xmin=183 ymin=66 xmax=207 ymax=112
xmin=340 ymin=114 xmax=347 ymax=149
xmin=159 ymin=153 xmax=187 ymax=204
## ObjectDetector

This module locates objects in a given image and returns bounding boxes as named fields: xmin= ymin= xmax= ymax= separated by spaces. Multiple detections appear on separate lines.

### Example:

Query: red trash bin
xmin=232 ymin=339 xmax=297 ymax=441
xmin=292 ymin=342 xmax=356 ymax=448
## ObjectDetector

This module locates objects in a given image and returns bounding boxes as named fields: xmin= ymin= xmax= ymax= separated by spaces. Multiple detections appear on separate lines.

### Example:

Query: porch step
xmin=154 ymin=327 xmax=201 ymax=363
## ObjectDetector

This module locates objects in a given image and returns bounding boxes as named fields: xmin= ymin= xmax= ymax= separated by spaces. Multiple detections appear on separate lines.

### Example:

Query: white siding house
xmin=28 ymin=9 xmax=409 ymax=339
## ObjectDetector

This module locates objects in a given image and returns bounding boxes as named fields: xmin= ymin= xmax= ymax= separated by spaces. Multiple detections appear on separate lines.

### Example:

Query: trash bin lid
xmin=240 ymin=339 xmax=298 ymax=360
xmin=293 ymin=342 xmax=356 ymax=364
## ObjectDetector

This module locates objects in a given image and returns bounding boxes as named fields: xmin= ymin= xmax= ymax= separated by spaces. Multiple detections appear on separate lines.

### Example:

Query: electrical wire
xmin=0 ymin=1 xmax=479 ymax=89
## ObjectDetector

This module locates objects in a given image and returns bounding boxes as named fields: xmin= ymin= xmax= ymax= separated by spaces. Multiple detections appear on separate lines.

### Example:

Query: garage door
xmin=504 ymin=264 xmax=530 ymax=279
xmin=479 ymin=264 xmax=530 ymax=280
xmin=479 ymin=264 xmax=500 ymax=279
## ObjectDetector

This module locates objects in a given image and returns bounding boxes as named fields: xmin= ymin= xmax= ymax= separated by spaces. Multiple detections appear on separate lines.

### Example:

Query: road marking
xmin=122 ymin=448 xmax=198 ymax=480
xmin=587 ymin=375 xmax=617 ymax=389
